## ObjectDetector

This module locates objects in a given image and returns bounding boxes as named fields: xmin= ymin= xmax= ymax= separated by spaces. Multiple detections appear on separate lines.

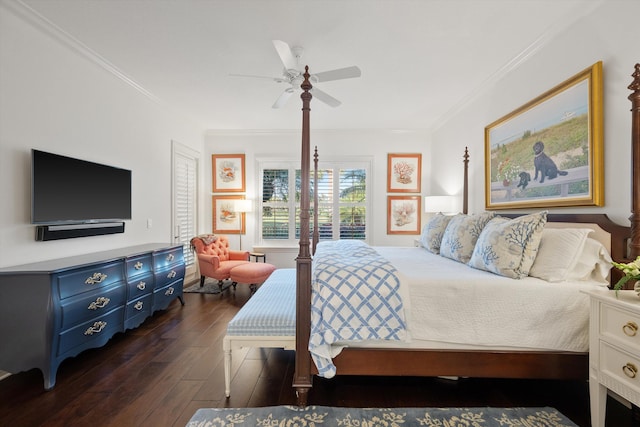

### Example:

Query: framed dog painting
xmin=484 ymin=61 xmax=603 ymax=209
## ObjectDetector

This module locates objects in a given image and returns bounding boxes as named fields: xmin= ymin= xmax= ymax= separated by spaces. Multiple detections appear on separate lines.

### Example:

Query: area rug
xmin=183 ymin=280 xmax=232 ymax=294
xmin=186 ymin=405 xmax=578 ymax=426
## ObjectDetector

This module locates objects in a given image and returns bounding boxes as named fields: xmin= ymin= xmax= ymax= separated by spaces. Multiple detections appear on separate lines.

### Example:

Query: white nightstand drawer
xmin=601 ymin=302 xmax=640 ymax=352
xmin=600 ymin=341 xmax=640 ymax=397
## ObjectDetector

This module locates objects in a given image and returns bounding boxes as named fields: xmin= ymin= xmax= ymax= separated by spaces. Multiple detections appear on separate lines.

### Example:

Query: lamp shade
xmin=233 ymin=199 xmax=252 ymax=213
xmin=424 ymin=196 xmax=455 ymax=213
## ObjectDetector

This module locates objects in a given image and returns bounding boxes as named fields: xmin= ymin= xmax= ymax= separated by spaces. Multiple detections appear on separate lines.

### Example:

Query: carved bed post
xmin=293 ymin=66 xmax=313 ymax=406
xmin=313 ymin=146 xmax=319 ymax=255
xmin=463 ymin=147 xmax=469 ymax=214
xmin=630 ymin=64 xmax=640 ymax=259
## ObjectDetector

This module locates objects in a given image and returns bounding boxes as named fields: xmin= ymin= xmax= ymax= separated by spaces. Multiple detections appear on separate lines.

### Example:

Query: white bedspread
xmin=374 ymin=246 xmax=602 ymax=352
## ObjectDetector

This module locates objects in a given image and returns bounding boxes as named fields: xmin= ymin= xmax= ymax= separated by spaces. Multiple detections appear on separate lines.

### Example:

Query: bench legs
xmin=223 ymin=336 xmax=231 ymax=398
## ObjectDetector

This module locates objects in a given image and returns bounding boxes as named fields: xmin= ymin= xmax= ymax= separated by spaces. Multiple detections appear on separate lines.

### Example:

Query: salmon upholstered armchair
xmin=190 ymin=235 xmax=250 ymax=290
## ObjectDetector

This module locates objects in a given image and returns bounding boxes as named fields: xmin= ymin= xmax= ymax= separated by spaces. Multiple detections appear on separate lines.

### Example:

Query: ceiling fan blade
xmin=230 ymin=73 xmax=287 ymax=83
xmin=272 ymin=40 xmax=298 ymax=71
xmin=310 ymin=87 xmax=341 ymax=108
xmin=272 ymin=88 xmax=294 ymax=109
xmin=312 ymin=66 xmax=361 ymax=83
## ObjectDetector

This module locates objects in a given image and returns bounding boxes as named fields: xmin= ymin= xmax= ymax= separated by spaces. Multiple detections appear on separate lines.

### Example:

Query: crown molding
xmin=5 ymin=0 xmax=165 ymax=105
xmin=431 ymin=0 xmax=605 ymax=132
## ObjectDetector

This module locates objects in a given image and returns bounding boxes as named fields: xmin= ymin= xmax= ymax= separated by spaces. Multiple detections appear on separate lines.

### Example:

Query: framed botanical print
xmin=212 ymin=154 xmax=245 ymax=193
xmin=387 ymin=153 xmax=422 ymax=193
xmin=387 ymin=195 xmax=421 ymax=235
xmin=212 ymin=195 xmax=245 ymax=234
xmin=485 ymin=61 xmax=603 ymax=209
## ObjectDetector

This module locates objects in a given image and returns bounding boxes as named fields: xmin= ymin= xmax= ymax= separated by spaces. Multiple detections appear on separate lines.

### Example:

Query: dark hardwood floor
xmin=0 ymin=281 xmax=635 ymax=426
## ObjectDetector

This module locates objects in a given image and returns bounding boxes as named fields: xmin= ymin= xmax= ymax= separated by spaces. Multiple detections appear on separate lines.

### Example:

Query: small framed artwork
xmin=387 ymin=153 xmax=422 ymax=193
xmin=212 ymin=154 xmax=245 ymax=193
xmin=387 ymin=195 xmax=421 ymax=235
xmin=485 ymin=61 xmax=603 ymax=209
xmin=212 ymin=195 xmax=245 ymax=234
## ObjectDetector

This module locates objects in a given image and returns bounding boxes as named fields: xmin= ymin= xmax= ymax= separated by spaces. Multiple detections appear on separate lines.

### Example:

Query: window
xmin=260 ymin=159 xmax=370 ymax=245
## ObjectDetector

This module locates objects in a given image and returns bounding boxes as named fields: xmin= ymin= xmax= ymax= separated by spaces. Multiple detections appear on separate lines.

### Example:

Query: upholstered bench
xmin=229 ymin=262 xmax=276 ymax=292
xmin=223 ymin=268 xmax=295 ymax=397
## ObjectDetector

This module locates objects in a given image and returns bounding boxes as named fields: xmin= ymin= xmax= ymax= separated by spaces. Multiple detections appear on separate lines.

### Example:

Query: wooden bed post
xmin=463 ymin=147 xmax=469 ymax=215
xmin=293 ymin=66 xmax=313 ymax=406
xmin=629 ymin=64 xmax=640 ymax=259
xmin=312 ymin=146 xmax=319 ymax=255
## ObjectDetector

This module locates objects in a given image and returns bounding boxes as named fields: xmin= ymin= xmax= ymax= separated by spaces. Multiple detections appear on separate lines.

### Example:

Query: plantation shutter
xmin=172 ymin=142 xmax=198 ymax=269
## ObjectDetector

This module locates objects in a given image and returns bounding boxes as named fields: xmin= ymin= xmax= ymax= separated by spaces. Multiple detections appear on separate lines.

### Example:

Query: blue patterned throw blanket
xmin=309 ymin=240 xmax=407 ymax=378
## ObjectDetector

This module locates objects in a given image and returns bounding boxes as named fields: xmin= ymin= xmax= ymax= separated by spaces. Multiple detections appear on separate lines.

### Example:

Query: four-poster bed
xmin=292 ymin=64 xmax=640 ymax=406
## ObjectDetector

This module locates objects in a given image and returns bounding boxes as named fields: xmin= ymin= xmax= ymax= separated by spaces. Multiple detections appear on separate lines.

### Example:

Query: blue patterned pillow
xmin=420 ymin=213 xmax=454 ymax=254
xmin=439 ymin=212 xmax=495 ymax=263
xmin=468 ymin=211 xmax=548 ymax=278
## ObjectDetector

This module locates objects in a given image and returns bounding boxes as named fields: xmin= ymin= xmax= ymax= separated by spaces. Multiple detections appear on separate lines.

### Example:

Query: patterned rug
xmin=186 ymin=405 xmax=578 ymax=426
xmin=183 ymin=280 xmax=233 ymax=294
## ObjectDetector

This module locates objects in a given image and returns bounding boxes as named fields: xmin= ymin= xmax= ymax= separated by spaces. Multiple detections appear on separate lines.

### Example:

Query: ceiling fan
xmin=231 ymin=40 xmax=362 ymax=109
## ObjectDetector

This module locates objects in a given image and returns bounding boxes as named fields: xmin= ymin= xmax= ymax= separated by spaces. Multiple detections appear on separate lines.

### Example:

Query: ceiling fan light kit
xmin=231 ymin=40 xmax=361 ymax=109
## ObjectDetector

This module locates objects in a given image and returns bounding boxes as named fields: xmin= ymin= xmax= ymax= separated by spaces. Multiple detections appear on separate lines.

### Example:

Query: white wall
xmin=0 ymin=2 xmax=205 ymax=267
xmin=431 ymin=0 xmax=639 ymax=227
xmin=204 ymin=130 xmax=430 ymax=267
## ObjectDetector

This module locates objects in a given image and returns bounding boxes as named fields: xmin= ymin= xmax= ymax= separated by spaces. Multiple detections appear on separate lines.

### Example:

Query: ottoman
xmin=229 ymin=262 xmax=277 ymax=292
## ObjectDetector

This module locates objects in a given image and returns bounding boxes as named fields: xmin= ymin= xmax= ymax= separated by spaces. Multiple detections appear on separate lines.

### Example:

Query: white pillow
xmin=528 ymin=228 xmax=593 ymax=282
xmin=468 ymin=211 xmax=547 ymax=279
xmin=566 ymin=237 xmax=613 ymax=285
xmin=440 ymin=212 xmax=495 ymax=263
xmin=420 ymin=213 xmax=453 ymax=254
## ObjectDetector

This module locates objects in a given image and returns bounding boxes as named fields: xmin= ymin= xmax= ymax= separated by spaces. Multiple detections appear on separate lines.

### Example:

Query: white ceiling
xmin=20 ymin=0 xmax=598 ymax=131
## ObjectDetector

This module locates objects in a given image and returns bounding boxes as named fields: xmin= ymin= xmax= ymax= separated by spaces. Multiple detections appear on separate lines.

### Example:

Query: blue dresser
xmin=0 ymin=243 xmax=185 ymax=390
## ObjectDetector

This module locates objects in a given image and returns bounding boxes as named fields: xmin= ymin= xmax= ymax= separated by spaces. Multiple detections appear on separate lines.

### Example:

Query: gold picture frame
xmin=484 ymin=61 xmax=603 ymax=209
xmin=212 ymin=195 xmax=245 ymax=234
xmin=212 ymin=154 xmax=245 ymax=193
xmin=387 ymin=195 xmax=421 ymax=235
xmin=387 ymin=153 xmax=422 ymax=193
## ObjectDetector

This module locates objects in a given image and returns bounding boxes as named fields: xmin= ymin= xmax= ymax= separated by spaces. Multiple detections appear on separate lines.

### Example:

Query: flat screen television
xmin=31 ymin=149 xmax=132 ymax=225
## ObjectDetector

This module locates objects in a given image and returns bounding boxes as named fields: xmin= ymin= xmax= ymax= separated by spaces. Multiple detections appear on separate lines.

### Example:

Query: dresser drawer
xmin=57 ymin=306 xmax=124 ymax=356
xmin=125 ymin=254 xmax=153 ymax=280
xmin=55 ymin=262 xmax=124 ymax=299
xmin=153 ymin=279 xmax=183 ymax=312
xmin=126 ymin=272 xmax=154 ymax=300
xmin=126 ymin=294 xmax=153 ymax=320
xmin=600 ymin=341 xmax=640 ymax=396
xmin=153 ymin=246 xmax=184 ymax=270
xmin=60 ymin=284 xmax=126 ymax=329
xmin=601 ymin=302 xmax=640 ymax=352
xmin=154 ymin=263 xmax=185 ymax=289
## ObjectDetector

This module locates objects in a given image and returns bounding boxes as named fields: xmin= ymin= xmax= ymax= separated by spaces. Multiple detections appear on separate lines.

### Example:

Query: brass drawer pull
xmin=134 ymin=261 xmax=143 ymax=270
xmin=623 ymin=362 xmax=638 ymax=379
xmin=134 ymin=301 xmax=144 ymax=311
xmin=623 ymin=321 xmax=639 ymax=337
xmin=137 ymin=281 xmax=146 ymax=291
xmin=88 ymin=297 xmax=110 ymax=310
xmin=165 ymin=287 xmax=175 ymax=296
xmin=85 ymin=272 xmax=107 ymax=285
xmin=167 ymin=270 xmax=177 ymax=279
xmin=84 ymin=321 xmax=107 ymax=336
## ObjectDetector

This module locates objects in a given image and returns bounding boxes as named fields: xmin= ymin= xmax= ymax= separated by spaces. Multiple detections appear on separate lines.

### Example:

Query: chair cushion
xmin=230 ymin=263 xmax=277 ymax=284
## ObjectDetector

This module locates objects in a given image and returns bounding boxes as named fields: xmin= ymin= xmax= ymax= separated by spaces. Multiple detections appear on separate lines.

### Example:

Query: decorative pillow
xmin=468 ymin=211 xmax=547 ymax=279
xmin=566 ymin=237 xmax=613 ymax=285
xmin=440 ymin=212 xmax=495 ymax=263
xmin=420 ymin=213 xmax=454 ymax=254
xmin=528 ymin=228 xmax=593 ymax=282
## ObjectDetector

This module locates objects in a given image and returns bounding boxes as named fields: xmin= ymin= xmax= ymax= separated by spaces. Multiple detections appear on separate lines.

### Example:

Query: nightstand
xmin=583 ymin=288 xmax=640 ymax=427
